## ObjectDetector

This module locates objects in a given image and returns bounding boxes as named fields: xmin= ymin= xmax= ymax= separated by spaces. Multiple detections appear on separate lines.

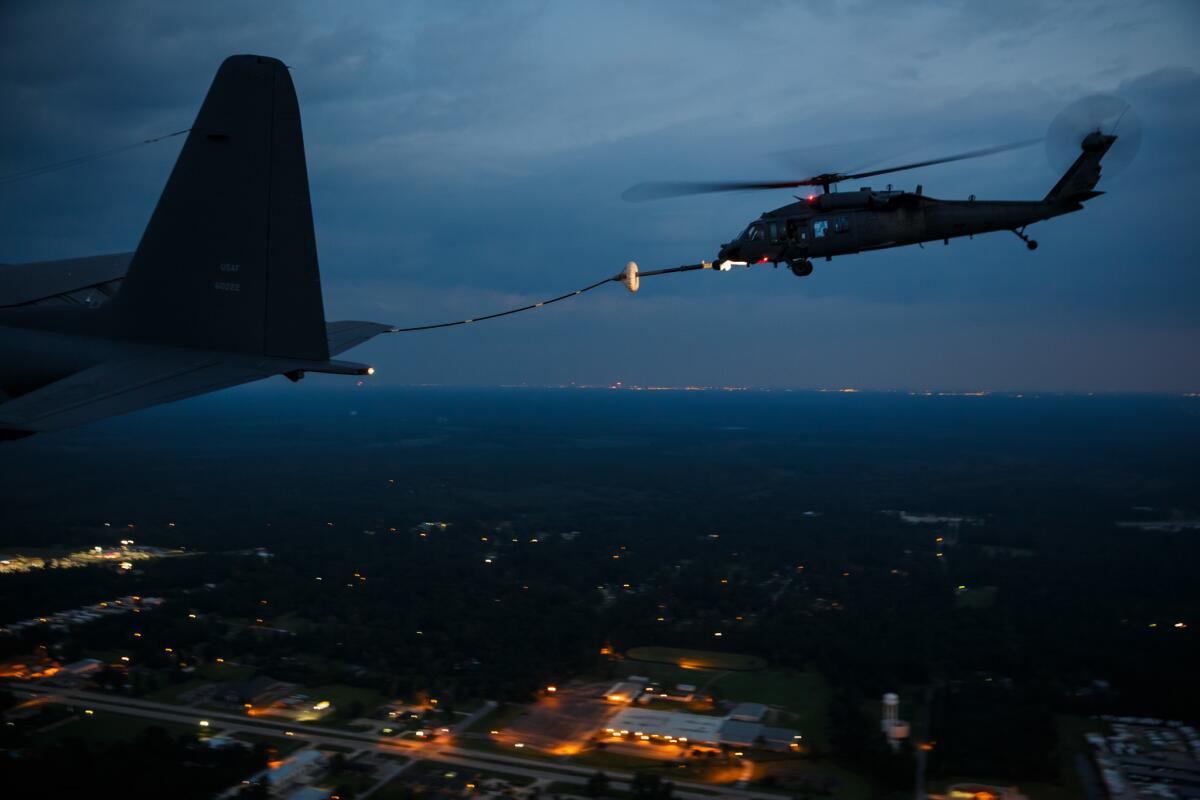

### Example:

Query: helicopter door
xmin=811 ymin=215 xmax=858 ymax=254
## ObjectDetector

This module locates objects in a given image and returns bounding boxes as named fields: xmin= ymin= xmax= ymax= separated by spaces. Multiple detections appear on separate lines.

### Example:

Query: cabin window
xmin=813 ymin=220 xmax=829 ymax=238
xmin=767 ymin=222 xmax=780 ymax=240
xmin=833 ymin=215 xmax=850 ymax=233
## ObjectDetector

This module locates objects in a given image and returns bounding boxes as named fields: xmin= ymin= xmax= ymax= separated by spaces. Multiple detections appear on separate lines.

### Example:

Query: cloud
xmin=1 ymin=1 xmax=1198 ymax=390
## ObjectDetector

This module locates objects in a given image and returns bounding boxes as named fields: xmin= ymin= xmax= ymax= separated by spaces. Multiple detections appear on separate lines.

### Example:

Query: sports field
xmin=624 ymin=646 xmax=766 ymax=671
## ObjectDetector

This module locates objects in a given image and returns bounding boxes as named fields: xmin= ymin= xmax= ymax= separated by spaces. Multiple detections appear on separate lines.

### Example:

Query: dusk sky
xmin=2 ymin=1 xmax=1198 ymax=392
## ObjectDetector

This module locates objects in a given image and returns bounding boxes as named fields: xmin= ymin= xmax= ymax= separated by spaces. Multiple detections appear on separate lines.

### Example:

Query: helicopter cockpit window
xmin=743 ymin=224 xmax=764 ymax=241
xmin=833 ymin=215 xmax=850 ymax=233
xmin=813 ymin=219 xmax=829 ymax=238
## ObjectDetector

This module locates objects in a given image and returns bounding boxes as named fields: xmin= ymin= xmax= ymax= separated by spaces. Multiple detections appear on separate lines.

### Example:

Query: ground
xmin=954 ymin=585 xmax=999 ymax=609
xmin=145 ymin=676 xmax=210 ymax=703
xmin=750 ymin=757 xmax=876 ymax=800
xmin=465 ymin=702 xmax=530 ymax=734
xmin=32 ymin=708 xmax=196 ymax=746
xmin=195 ymin=662 xmax=256 ymax=682
xmin=377 ymin=758 xmax=537 ymax=799
xmin=228 ymin=730 xmax=307 ymax=757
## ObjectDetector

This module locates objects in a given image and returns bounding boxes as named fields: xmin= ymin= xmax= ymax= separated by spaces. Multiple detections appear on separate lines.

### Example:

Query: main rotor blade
xmin=621 ymin=179 xmax=819 ymax=202
xmin=621 ymin=137 xmax=1042 ymax=203
xmin=842 ymin=138 xmax=1042 ymax=181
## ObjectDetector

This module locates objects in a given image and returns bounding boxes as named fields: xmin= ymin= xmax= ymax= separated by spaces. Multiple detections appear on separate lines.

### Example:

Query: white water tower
xmin=881 ymin=692 xmax=911 ymax=752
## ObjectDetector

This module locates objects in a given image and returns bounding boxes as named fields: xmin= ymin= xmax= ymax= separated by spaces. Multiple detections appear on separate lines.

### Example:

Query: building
xmin=729 ymin=702 xmax=767 ymax=722
xmin=605 ymin=680 xmax=646 ymax=704
xmin=636 ymin=683 xmax=696 ymax=704
xmin=44 ymin=657 xmax=104 ymax=687
xmin=604 ymin=708 xmax=803 ymax=752
xmin=605 ymin=708 xmax=726 ymax=746
xmin=244 ymin=749 xmax=326 ymax=796
xmin=1086 ymin=717 xmax=1200 ymax=799
xmin=717 ymin=720 xmax=762 ymax=748
xmin=287 ymin=787 xmax=334 ymax=800
xmin=939 ymin=783 xmax=1028 ymax=800
xmin=716 ymin=720 xmax=803 ymax=752
xmin=220 ymin=675 xmax=293 ymax=708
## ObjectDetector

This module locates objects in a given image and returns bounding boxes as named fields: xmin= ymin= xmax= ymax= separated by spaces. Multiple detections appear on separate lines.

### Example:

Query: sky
xmin=1 ymin=1 xmax=1198 ymax=392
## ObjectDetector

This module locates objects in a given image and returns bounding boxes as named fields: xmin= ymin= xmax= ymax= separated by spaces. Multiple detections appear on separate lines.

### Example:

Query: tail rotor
xmin=1046 ymin=94 xmax=1141 ymax=178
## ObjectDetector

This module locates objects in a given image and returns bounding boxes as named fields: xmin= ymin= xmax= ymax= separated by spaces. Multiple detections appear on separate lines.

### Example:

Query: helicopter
xmin=622 ymin=99 xmax=1137 ymax=279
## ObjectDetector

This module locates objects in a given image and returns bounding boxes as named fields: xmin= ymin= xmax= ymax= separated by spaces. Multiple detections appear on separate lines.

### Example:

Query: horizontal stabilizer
xmin=0 ymin=253 xmax=132 ymax=308
xmin=325 ymin=320 xmax=394 ymax=356
xmin=0 ymin=355 xmax=268 ymax=434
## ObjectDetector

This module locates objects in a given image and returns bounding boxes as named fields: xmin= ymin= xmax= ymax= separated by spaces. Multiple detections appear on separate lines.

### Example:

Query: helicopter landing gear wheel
xmin=1012 ymin=227 xmax=1038 ymax=251
xmin=789 ymin=259 xmax=813 ymax=277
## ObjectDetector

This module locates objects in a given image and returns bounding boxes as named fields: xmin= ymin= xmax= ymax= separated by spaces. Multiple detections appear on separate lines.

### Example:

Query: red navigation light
xmin=757 ymin=256 xmax=769 ymax=264
xmin=806 ymin=194 xmax=816 ymax=204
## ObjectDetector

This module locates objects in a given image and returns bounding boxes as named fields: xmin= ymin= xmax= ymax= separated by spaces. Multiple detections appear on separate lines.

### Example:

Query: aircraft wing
xmin=325 ymin=320 xmax=394 ymax=356
xmin=0 ymin=253 xmax=132 ymax=308
xmin=0 ymin=354 xmax=269 ymax=435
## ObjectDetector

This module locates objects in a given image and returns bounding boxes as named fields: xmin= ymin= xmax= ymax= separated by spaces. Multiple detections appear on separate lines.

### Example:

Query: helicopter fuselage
xmin=717 ymin=189 xmax=1083 ymax=267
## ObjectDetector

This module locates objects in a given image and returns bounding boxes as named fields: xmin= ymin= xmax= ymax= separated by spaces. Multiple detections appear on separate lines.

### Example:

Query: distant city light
xmin=199 ymin=720 xmax=209 ymax=727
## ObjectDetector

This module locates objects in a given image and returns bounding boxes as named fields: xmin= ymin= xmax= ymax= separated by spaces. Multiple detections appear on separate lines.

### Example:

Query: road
xmin=7 ymin=682 xmax=788 ymax=800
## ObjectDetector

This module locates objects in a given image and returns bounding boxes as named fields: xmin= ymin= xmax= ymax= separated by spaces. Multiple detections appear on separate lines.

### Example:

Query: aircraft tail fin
xmin=113 ymin=55 xmax=329 ymax=362
xmin=1044 ymin=132 xmax=1116 ymax=205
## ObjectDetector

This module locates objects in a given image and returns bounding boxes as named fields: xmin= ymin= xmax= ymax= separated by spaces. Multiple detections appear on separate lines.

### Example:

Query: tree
xmin=631 ymin=772 xmax=672 ymax=800
xmin=235 ymin=779 xmax=269 ymax=800
xmin=586 ymin=770 xmax=610 ymax=797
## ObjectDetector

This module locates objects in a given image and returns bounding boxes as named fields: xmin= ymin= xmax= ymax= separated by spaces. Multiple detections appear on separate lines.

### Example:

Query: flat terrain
xmin=33 ymin=708 xmax=196 ymax=746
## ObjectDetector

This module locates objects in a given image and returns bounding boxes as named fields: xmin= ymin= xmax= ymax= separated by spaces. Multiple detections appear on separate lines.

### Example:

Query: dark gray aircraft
xmin=623 ymin=99 xmax=1131 ymax=278
xmin=0 ymin=55 xmax=393 ymax=439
